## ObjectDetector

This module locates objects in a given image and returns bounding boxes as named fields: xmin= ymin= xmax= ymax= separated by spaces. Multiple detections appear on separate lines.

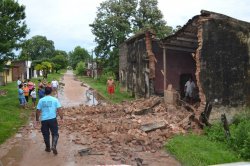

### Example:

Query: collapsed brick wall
xmin=199 ymin=19 xmax=250 ymax=107
xmin=119 ymin=34 xmax=162 ymax=97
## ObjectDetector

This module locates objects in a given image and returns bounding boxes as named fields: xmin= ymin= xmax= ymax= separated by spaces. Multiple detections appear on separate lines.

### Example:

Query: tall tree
xmin=134 ymin=0 xmax=172 ymax=38
xmin=90 ymin=0 xmax=173 ymax=75
xmin=20 ymin=35 xmax=55 ymax=60
xmin=90 ymin=0 xmax=137 ymax=73
xmin=0 ymin=0 xmax=29 ymax=70
xmin=69 ymin=46 xmax=90 ymax=69
xmin=51 ymin=54 xmax=68 ymax=73
xmin=54 ymin=50 xmax=68 ymax=58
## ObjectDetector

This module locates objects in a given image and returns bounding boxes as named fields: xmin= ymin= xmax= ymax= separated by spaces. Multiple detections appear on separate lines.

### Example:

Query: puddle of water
xmin=0 ymin=143 xmax=26 ymax=166
xmin=85 ymin=91 xmax=98 ymax=106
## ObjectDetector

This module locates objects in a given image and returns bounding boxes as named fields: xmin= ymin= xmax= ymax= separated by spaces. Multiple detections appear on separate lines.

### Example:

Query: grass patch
xmin=77 ymin=76 xmax=134 ymax=103
xmin=165 ymin=134 xmax=241 ymax=166
xmin=0 ymin=82 xmax=32 ymax=144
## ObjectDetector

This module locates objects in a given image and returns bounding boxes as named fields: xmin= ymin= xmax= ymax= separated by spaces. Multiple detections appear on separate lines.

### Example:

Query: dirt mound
xmin=61 ymin=96 xmax=200 ymax=164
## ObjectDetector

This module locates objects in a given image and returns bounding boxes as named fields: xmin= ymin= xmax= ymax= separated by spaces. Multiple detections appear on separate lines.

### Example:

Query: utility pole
xmin=91 ymin=50 xmax=94 ymax=78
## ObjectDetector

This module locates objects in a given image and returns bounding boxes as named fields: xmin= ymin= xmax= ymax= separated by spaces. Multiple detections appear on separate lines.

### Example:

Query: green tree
xmin=51 ymin=54 xmax=68 ymax=73
xmin=75 ymin=61 xmax=86 ymax=76
xmin=0 ymin=0 xmax=29 ymax=70
xmin=90 ymin=0 xmax=137 ymax=75
xmin=90 ymin=0 xmax=173 ymax=76
xmin=35 ymin=61 xmax=52 ymax=78
xmin=20 ymin=35 xmax=55 ymax=60
xmin=69 ymin=46 xmax=90 ymax=69
xmin=54 ymin=50 xmax=68 ymax=59
xmin=134 ymin=0 xmax=172 ymax=38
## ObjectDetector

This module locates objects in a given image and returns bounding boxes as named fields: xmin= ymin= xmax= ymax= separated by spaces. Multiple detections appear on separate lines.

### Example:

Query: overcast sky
xmin=18 ymin=0 xmax=250 ymax=53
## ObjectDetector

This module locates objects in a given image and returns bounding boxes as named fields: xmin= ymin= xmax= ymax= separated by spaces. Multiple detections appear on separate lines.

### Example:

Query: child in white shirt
xmin=30 ymin=88 xmax=37 ymax=108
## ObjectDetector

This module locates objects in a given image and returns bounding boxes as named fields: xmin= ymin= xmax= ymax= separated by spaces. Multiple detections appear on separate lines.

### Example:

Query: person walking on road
xmin=36 ymin=87 xmax=63 ymax=155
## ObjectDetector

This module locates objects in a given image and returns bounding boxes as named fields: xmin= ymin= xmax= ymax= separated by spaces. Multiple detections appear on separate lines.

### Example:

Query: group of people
xmin=17 ymin=78 xmax=36 ymax=109
xmin=17 ymin=76 xmax=62 ymax=155
xmin=17 ymin=77 xmax=59 ymax=109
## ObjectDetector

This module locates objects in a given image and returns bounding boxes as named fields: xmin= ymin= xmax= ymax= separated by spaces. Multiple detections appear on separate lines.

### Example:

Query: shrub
xmin=204 ymin=123 xmax=227 ymax=143
xmin=205 ymin=111 xmax=250 ymax=160
xmin=98 ymin=71 xmax=116 ymax=84
xmin=229 ymin=120 xmax=250 ymax=159
xmin=75 ymin=61 xmax=86 ymax=76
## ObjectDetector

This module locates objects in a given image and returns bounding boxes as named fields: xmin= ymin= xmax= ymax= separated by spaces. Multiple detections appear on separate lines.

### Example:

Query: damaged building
xmin=119 ymin=10 xmax=250 ymax=111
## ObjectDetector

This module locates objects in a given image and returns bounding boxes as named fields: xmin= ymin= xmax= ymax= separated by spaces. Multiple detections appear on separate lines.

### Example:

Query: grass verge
xmin=77 ymin=76 xmax=134 ymax=103
xmin=0 ymin=82 xmax=32 ymax=144
xmin=165 ymin=134 xmax=242 ymax=166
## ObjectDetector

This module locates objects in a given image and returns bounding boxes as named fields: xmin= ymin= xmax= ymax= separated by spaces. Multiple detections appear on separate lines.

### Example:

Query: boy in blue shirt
xmin=38 ymin=86 xmax=45 ymax=99
xmin=36 ymin=87 xmax=63 ymax=155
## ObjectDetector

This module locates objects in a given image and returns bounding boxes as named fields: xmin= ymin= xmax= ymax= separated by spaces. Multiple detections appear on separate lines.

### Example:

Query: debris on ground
xmin=61 ymin=96 xmax=201 ymax=164
xmin=0 ymin=90 xmax=7 ymax=96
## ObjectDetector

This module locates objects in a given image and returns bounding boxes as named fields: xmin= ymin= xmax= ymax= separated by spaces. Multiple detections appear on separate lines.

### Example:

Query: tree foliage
xmin=69 ymin=46 xmax=90 ymax=69
xmin=0 ymin=0 xmax=29 ymax=70
xmin=134 ymin=0 xmax=172 ymax=38
xmin=52 ymin=54 xmax=68 ymax=73
xmin=75 ymin=61 xmax=86 ymax=76
xmin=20 ymin=35 xmax=55 ymax=60
xmin=35 ymin=61 xmax=52 ymax=78
xmin=90 ymin=0 xmax=173 ymax=75
xmin=54 ymin=50 xmax=68 ymax=58
xmin=90 ymin=0 xmax=136 ymax=59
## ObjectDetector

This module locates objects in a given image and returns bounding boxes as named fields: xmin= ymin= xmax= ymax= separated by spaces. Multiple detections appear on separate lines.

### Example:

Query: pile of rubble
xmin=61 ymin=96 xmax=200 ymax=163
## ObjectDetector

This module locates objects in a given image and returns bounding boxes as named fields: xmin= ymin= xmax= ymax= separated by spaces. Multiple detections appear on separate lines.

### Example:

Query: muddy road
xmin=0 ymin=70 xmax=181 ymax=166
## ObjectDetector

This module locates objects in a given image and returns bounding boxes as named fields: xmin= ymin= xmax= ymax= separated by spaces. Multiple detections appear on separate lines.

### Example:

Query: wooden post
xmin=163 ymin=47 xmax=166 ymax=90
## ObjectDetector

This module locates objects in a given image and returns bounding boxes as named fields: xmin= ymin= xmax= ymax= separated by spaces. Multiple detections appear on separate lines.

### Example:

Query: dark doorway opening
xmin=180 ymin=73 xmax=193 ymax=99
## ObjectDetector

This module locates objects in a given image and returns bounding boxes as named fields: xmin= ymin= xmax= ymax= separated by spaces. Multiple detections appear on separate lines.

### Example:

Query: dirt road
xmin=0 ymin=71 xmax=181 ymax=166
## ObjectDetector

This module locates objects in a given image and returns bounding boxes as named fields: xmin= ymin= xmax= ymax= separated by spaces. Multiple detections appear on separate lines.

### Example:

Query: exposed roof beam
xmin=167 ymin=40 xmax=197 ymax=49
xmin=166 ymin=46 xmax=196 ymax=53
xmin=182 ymin=32 xmax=197 ymax=37
xmin=176 ymin=37 xmax=198 ymax=43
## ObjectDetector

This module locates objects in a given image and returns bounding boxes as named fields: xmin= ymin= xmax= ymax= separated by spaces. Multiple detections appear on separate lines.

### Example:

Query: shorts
xmin=32 ymin=98 xmax=36 ymax=102
xmin=108 ymin=86 xmax=114 ymax=94
xmin=19 ymin=98 xmax=26 ymax=105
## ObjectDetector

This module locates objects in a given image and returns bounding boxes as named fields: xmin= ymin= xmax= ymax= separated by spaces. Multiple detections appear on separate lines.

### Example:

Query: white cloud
xmin=18 ymin=0 xmax=250 ymax=53
xmin=158 ymin=0 xmax=250 ymax=27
